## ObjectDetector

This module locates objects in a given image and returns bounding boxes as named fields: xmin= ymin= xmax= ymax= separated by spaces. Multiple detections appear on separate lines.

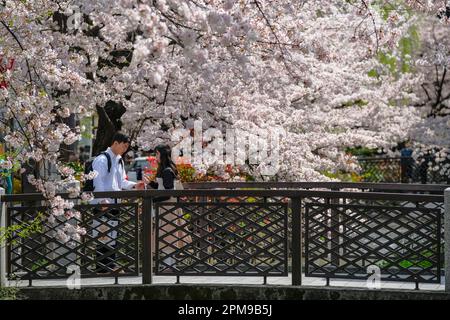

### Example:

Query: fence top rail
xmin=357 ymin=156 xmax=413 ymax=161
xmin=182 ymin=181 xmax=449 ymax=192
xmin=1 ymin=188 xmax=444 ymax=203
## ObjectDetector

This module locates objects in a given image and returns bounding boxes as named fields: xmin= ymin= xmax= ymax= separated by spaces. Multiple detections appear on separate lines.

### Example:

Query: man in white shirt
xmin=92 ymin=134 xmax=144 ymax=199
xmin=91 ymin=132 xmax=144 ymax=273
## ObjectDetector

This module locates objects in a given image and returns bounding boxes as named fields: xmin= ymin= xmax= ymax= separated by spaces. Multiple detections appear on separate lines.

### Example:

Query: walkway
xmin=6 ymin=274 xmax=445 ymax=291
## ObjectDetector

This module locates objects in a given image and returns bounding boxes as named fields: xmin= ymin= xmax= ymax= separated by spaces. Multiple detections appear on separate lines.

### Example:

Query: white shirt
xmin=91 ymin=147 xmax=136 ymax=203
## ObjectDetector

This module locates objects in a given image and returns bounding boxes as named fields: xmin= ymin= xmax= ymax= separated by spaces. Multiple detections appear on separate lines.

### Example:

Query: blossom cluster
xmin=0 ymin=0 xmax=442 ymax=240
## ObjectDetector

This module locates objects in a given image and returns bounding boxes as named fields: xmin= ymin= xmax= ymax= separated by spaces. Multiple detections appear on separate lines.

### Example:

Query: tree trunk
xmin=21 ymin=159 xmax=40 ymax=193
xmin=92 ymin=101 xmax=126 ymax=156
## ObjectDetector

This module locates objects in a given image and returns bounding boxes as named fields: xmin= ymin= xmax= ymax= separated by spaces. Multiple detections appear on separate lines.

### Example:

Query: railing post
xmin=142 ymin=196 xmax=153 ymax=285
xmin=445 ymin=188 xmax=450 ymax=292
xmin=291 ymin=197 xmax=302 ymax=286
xmin=0 ymin=187 xmax=6 ymax=287
xmin=330 ymin=189 xmax=340 ymax=267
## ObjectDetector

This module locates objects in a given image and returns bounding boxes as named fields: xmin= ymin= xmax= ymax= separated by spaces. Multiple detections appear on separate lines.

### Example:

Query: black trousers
xmin=94 ymin=209 xmax=120 ymax=273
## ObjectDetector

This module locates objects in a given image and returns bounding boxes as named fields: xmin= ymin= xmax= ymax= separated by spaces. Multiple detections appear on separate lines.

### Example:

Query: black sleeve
xmin=162 ymin=168 xmax=175 ymax=190
xmin=151 ymin=168 xmax=175 ymax=203
xmin=149 ymin=181 xmax=158 ymax=189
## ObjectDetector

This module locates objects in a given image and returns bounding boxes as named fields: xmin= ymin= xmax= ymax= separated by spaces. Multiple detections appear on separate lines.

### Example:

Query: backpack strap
xmin=99 ymin=152 xmax=112 ymax=173
xmin=99 ymin=152 xmax=123 ymax=173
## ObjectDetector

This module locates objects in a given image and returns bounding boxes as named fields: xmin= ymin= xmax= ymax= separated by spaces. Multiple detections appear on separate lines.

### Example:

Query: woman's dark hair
xmin=111 ymin=131 xmax=130 ymax=145
xmin=155 ymin=144 xmax=179 ymax=178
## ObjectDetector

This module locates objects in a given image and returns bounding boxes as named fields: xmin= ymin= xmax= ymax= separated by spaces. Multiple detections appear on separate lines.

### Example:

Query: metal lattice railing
xmin=7 ymin=202 xmax=139 ymax=283
xmin=304 ymin=203 xmax=441 ymax=284
xmin=155 ymin=200 xmax=288 ymax=276
xmin=0 ymin=182 xmax=447 ymax=288
xmin=358 ymin=156 xmax=450 ymax=184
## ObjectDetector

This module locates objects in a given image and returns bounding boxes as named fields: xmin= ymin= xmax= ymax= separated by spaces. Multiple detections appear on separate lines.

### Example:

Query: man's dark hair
xmin=111 ymin=131 xmax=130 ymax=145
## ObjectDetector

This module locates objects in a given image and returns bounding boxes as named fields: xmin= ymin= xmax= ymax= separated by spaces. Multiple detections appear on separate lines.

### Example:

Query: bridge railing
xmin=0 ymin=182 xmax=447 ymax=290
xmin=358 ymin=156 xmax=450 ymax=184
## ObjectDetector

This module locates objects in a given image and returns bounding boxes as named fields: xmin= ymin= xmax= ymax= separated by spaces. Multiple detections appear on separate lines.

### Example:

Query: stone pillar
xmin=445 ymin=188 xmax=450 ymax=292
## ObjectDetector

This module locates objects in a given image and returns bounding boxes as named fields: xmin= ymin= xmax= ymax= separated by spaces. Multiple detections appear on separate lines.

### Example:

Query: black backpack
xmin=83 ymin=152 xmax=124 ymax=192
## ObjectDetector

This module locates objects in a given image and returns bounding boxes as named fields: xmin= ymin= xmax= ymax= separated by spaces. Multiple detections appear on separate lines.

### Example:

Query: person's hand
xmin=142 ymin=175 xmax=150 ymax=185
xmin=135 ymin=181 xmax=145 ymax=190
xmin=142 ymin=173 xmax=154 ymax=184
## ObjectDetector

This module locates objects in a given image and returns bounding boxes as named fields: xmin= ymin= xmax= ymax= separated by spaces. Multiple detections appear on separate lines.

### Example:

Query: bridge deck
xmin=5 ymin=274 xmax=444 ymax=291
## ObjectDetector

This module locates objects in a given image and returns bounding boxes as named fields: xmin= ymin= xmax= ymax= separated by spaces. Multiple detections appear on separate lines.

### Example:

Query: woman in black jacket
xmin=145 ymin=144 xmax=185 ymax=269
xmin=147 ymin=144 xmax=179 ymax=202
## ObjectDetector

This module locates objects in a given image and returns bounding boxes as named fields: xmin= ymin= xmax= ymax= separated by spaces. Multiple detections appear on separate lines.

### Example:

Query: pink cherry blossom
xmin=0 ymin=0 xmax=443 ymax=240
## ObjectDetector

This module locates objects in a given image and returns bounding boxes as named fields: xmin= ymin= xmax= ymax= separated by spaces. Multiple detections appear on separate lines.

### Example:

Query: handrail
xmin=182 ymin=181 xmax=449 ymax=192
xmin=0 ymin=188 xmax=444 ymax=202
xmin=357 ymin=156 xmax=412 ymax=161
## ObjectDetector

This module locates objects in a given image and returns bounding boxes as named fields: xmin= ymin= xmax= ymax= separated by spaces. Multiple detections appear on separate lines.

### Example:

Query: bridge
xmin=1 ymin=182 xmax=450 ymax=299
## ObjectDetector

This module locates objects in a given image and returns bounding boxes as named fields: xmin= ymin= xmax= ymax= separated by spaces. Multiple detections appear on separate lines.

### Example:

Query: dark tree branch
xmin=0 ymin=20 xmax=33 ymax=85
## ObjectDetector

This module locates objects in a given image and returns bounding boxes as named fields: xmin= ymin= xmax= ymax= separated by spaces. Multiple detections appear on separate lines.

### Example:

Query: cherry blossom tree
xmin=0 ymin=0 xmax=444 ymax=241
xmin=122 ymin=0 xmax=426 ymax=181
xmin=401 ymin=9 xmax=450 ymax=180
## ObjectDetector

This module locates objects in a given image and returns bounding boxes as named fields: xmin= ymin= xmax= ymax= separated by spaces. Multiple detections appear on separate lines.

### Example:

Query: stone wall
xmin=18 ymin=284 xmax=450 ymax=300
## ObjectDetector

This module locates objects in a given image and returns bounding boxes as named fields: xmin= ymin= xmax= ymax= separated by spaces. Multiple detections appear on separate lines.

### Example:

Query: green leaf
xmin=399 ymin=260 xmax=413 ymax=268
xmin=378 ymin=52 xmax=397 ymax=73
xmin=417 ymin=260 xmax=433 ymax=269
xmin=368 ymin=69 xmax=378 ymax=78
